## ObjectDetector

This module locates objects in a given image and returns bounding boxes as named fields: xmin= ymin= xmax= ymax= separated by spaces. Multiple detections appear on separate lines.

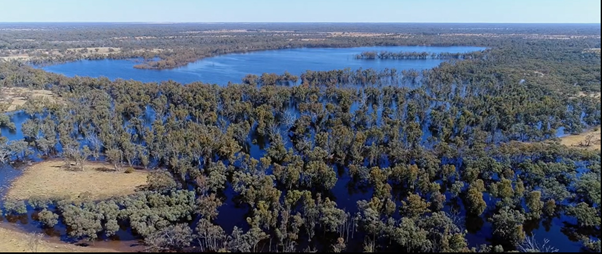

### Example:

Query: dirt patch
xmin=0 ymin=223 xmax=118 ymax=252
xmin=0 ymin=87 xmax=60 ymax=112
xmin=560 ymin=126 xmax=601 ymax=151
xmin=4 ymin=159 xmax=148 ymax=201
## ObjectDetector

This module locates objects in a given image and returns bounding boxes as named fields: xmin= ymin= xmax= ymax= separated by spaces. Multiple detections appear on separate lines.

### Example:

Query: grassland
xmin=0 ymin=223 xmax=118 ymax=252
xmin=4 ymin=160 xmax=148 ymax=201
xmin=0 ymin=87 xmax=60 ymax=112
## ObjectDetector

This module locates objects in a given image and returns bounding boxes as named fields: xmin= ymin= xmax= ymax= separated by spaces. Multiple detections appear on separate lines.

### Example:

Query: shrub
xmin=3 ymin=199 xmax=28 ymax=215
xmin=38 ymin=209 xmax=59 ymax=227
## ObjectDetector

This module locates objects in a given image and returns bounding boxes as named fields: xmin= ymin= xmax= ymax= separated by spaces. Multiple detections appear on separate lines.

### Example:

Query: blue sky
xmin=0 ymin=0 xmax=599 ymax=23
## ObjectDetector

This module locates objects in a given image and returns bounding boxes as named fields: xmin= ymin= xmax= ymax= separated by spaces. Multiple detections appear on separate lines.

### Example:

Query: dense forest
xmin=0 ymin=23 xmax=600 ymax=252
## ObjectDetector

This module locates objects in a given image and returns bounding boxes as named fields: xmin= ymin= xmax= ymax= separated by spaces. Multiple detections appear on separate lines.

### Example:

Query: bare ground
xmin=0 ymin=223 xmax=118 ymax=252
xmin=5 ymin=159 xmax=148 ymax=201
xmin=559 ymin=126 xmax=601 ymax=151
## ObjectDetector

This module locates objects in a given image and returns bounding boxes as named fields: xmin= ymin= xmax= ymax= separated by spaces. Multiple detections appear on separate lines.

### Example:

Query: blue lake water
xmin=41 ymin=46 xmax=485 ymax=85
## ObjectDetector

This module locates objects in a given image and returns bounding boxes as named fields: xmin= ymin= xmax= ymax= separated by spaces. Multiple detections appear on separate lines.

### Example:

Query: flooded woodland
xmin=0 ymin=23 xmax=600 ymax=252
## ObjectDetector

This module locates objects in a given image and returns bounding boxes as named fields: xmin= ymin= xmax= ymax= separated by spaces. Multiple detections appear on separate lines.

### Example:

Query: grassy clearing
xmin=0 ymin=223 xmax=117 ymax=252
xmin=5 ymin=160 xmax=148 ymax=201
xmin=0 ymin=87 xmax=60 ymax=112
xmin=559 ymin=126 xmax=601 ymax=151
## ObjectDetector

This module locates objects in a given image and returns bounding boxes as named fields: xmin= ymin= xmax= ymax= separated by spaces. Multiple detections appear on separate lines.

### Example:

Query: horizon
xmin=0 ymin=22 xmax=600 ymax=24
xmin=0 ymin=0 xmax=599 ymax=23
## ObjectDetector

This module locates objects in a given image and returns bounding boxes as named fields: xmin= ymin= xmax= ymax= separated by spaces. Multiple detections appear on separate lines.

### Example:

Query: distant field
xmin=0 ymin=47 xmax=122 ymax=61
xmin=5 ymin=160 xmax=148 ymax=201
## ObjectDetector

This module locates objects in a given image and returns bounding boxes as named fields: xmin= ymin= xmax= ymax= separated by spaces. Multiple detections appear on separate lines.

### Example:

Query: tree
xmin=401 ymin=193 xmax=430 ymax=218
xmin=38 ymin=209 xmax=59 ymax=227
xmin=489 ymin=206 xmax=526 ymax=245
xmin=465 ymin=186 xmax=487 ymax=216
xmin=145 ymin=224 xmax=194 ymax=252
xmin=196 ymin=219 xmax=227 ymax=252
xmin=526 ymin=191 xmax=544 ymax=219
xmin=566 ymin=202 xmax=601 ymax=227
xmin=105 ymin=148 xmax=122 ymax=171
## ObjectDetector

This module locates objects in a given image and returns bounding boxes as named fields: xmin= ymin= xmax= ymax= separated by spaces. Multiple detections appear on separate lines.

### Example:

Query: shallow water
xmin=41 ymin=46 xmax=485 ymax=85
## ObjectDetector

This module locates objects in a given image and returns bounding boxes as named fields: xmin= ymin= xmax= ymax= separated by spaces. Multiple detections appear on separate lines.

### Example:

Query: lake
xmin=41 ymin=46 xmax=485 ymax=85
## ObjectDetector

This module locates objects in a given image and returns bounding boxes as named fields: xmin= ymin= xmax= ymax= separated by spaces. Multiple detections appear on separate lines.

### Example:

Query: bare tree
xmin=0 ymin=146 xmax=11 ymax=164
xmin=518 ymin=234 xmax=559 ymax=253
xmin=86 ymin=131 xmax=103 ymax=160
xmin=581 ymin=133 xmax=595 ymax=147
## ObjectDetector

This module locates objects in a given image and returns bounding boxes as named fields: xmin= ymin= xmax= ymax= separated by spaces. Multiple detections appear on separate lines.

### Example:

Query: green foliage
xmin=466 ymin=187 xmax=487 ymax=216
xmin=37 ymin=209 xmax=59 ymax=227
xmin=574 ymin=172 xmax=601 ymax=206
xmin=28 ymin=196 xmax=51 ymax=210
xmin=401 ymin=193 xmax=431 ymax=218
xmin=526 ymin=191 xmax=544 ymax=219
xmin=543 ymin=199 xmax=556 ymax=217
xmin=144 ymin=170 xmax=178 ymax=192
xmin=566 ymin=202 xmax=601 ymax=227
xmin=3 ymin=199 xmax=27 ymax=215
xmin=489 ymin=206 xmax=526 ymax=245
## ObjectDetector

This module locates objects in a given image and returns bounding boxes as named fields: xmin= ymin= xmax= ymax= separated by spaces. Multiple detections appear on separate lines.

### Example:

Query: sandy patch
xmin=559 ymin=126 xmax=601 ymax=151
xmin=5 ymin=160 xmax=148 ymax=201
xmin=0 ymin=87 xmax=59 ymax=112
xmin=0 ymin=223 xmax=118 ymax=252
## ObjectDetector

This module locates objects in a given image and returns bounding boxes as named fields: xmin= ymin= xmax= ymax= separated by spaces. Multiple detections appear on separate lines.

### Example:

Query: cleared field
xmin=0 ymin=223 xmax=117 ymax=252
xmin=0 ymin=87 xmax=59 ymax=112
xmin=559 ymin=126 xmax=601 ymax=151
xmin=5 ymin=160 xmax=148 ymax=201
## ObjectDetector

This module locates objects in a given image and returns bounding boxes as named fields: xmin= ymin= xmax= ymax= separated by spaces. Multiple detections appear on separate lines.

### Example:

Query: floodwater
xmin=0 ymin=46 xmax=592 ymax=252
xmin=41 ymin=46 xmax=485 ymax=85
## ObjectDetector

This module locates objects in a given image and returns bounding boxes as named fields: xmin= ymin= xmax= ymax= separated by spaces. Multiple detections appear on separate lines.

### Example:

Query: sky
xmin=0 ymin=0 xmax=599 ymax=23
